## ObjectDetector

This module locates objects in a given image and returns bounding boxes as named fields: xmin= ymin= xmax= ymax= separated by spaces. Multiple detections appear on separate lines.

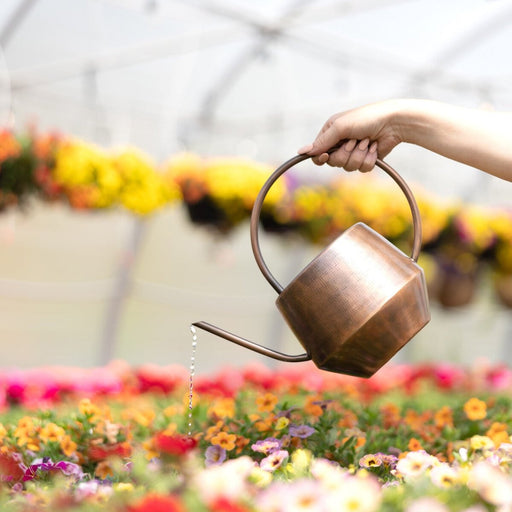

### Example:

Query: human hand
xmin=298 ymin=101 xmax=403 ymax=172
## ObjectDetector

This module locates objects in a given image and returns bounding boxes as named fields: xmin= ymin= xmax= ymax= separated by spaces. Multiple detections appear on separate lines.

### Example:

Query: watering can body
xmin=276 ymin=222 xmax=429 ymax=377
xmin=193 ymin=152 xmax=430 ymax=378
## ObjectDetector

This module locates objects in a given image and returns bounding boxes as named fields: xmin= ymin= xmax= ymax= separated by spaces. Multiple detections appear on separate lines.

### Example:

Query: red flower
xmin=128 ymin=493 xmax=184 ymax=512
xmin=0 ymin=452 xmax=25 ymax=482
xmin=154 ymin=433 xmax=197 ymax=457
xmin=210 ymin=497 xmax=250 ymax=512
xmin=88 ymin=442 xmax=131 ymax=461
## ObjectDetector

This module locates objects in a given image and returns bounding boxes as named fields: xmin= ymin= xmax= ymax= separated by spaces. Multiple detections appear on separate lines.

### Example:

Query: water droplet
xmin=188 ymin=325 xmax=198 ymax=436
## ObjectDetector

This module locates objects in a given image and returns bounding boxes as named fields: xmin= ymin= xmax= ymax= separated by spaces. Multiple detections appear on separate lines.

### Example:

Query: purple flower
xmin=205 ymin=445 xmax=227 ymax=467
xmin=23 ymin=457 xmax=84 ymax=482
xmin=289 ymin=424 xmax=316 ymax=439
xmin=260 ymin=450 xmax=289 ymax=472
xmin=251 ymin=437 xmax=282 ymax=455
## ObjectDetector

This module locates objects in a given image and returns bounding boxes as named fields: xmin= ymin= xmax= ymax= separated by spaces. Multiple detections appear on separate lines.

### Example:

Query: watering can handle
xmin=250 ymin=152 xmax=423 ymax=295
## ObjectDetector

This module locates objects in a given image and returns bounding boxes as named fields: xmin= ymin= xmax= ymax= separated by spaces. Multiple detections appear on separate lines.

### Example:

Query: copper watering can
xmin=193 ymin=150 xmax=430 ymax=378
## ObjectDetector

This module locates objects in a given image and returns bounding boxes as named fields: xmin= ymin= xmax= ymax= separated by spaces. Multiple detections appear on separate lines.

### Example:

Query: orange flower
xmin=235 ymin=436 xmax=250 ymax=454
xmin=0 ymin=130 xmax=21 ymax=161
xmin=211 ymin=431 xmax=237 ymax=451
xmin=256 ymin=393 xmax=278 ymax=413
xmin=464 ymin=397 xmax=487 ymax=421
xmin=338 ymin=410 xmax=358 ymax=428
xmin=404 ymin=410 xmax=431 ymax=431
xmin=253 ymin=415 xmax=274 ymax=433
xmin=304 ymin=396 xmax=324 ymax=418
xmin=95 ymin=460 xmax=114 ymax=480
xmin=434 ymin=406 xmax=454 ymax=429
xmin=486 ymin=422 xmax=510 ymax=447
xmin=380 ymin=403 xmax=401 ymax=428
xmin=204 ymin=421 xmax=224 ymax=442
xmin=60 ymin=435 xmax=78 ymax=457
xmin=408 ymin=437 xmax=423 ymax=451
xmin=208 ymin=398 xmax=236 ymax=419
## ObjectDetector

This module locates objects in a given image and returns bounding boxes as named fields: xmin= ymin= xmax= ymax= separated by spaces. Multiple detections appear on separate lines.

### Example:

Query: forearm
xmin=394 ymin=99 xmax=512 ymax=181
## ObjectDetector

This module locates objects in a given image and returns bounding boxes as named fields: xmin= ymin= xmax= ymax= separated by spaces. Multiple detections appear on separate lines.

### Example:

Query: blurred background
xmin=1 ymin=0 xmax=512 ymax=374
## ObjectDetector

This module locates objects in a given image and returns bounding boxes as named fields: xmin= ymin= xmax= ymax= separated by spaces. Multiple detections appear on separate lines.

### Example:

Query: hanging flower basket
xmin=494 ymin=272 xmax=512 ymax=308
xmin=184 ymin=195 xmax=229 ymax=230
xmin=432 ymin=255 xmax=481 ymax=309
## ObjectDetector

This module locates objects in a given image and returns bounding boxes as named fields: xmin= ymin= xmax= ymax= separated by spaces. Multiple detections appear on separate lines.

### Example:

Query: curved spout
xmin=192 ymin=321 xmax=312 ymax=363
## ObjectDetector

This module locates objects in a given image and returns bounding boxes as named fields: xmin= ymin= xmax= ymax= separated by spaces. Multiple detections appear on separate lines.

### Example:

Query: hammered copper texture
xmin=276 ymin=223 xmax=430 ymax=377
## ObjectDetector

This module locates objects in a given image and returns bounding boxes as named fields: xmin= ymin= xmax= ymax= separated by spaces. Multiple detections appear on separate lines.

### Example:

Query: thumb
xmin=298 ymin=126 xmax=345 ymax=156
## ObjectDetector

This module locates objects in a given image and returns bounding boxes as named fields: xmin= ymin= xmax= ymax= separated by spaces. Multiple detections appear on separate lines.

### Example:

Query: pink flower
xmin=205 ymin=445 xmax=226 ymax=467
xmin=289 ymin=424 xmax=316 ymax=439
xmin=251 ymin=437 xmax=282 ymax=455
xmin=260 ymin=450 xmax=288 ymax=472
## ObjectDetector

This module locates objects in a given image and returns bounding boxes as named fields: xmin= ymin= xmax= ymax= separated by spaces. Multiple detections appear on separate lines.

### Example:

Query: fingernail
xmin=369 ymin=141 xmax=378 ymax=153
xmin=318 ymin=153 xmax=329 ymax=164
xmin=358 ymin=138 xmax=369 ymax=151
xmin=298 ymin=144 xmax=313 ymax=154
xmin=344 ymin=139 xmax=357 ymax=152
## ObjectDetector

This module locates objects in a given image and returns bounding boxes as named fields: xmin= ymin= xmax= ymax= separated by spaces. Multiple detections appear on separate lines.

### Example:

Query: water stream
xmin=188 ymin=325 xmax=197 ymax=436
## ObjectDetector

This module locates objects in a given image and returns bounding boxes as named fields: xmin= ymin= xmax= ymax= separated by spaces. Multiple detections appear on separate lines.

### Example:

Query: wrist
xmin=392 ymin=98 xmax=444 ymax=145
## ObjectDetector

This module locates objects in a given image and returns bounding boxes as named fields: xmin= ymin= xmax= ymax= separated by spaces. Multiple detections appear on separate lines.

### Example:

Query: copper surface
xmin=193 ymin=152 xmax=430 ymax=378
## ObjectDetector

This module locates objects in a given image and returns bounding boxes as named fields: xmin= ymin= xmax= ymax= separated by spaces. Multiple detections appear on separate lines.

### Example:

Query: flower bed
xmin=1 ymin=361 xmax=512 ymax=510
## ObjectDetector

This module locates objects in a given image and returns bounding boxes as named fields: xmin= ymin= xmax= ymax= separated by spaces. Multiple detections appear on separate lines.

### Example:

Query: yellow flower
xmin=291 ymin=449 xmax=312 ymax=475
xmin=470 ymin=435 xmax=494 ymax=451
xmin=79 ymin=398 xmax=102 ymax=423
xmin=162 ymin=423 xmax=177 ymax=436
xmin=16 ymin=433 xmax=40 ymax=451
xmin=250 ymin=466 xmax=273 ymax=487
xmin=121 ymin=407 xmax=155 ymax=427
xmin=0 ymin=423 xmax=7 ymax=443
xmin=14 ymin=416 xmax=40 ymax=451
xmin=114 ymin=482 xmax=134 ymax=493
xmin=256 ymin=393 xmax=278 ymax=413
xmin=464 ymin=397 xmax=487 ymax=421
xmin=142 ymin=438 xmax=159 ymax=461
xmin=163 ymin=404 xmax=182 ymax=418
xmin=40 ymin=423 xmax=65 ymax=444
xmin=211 ymin=432 xmax=237 ymax=451
xmin=15 ymin=416 xmax=36 ymax=433
xmin=275 ymin=417 xmax=290 ymax=430
xmin=114 ymin=148 xmax=179 ymax=215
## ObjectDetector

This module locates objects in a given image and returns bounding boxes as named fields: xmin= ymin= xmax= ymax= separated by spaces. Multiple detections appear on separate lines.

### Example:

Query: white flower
xmin=468 ymin=461 xmax=512 ymax=507
xmin=430 ymin=463 xmax=461 ymax=488
xmin=328 ymin=474 xmax=382 ymax=512
xmin=310 ymin=458 xmax=347 ymax=491
xmin=256 ymin=480 xmax=328 ymax=512
xmin=406 ymin=497 xmax=449 ymax=512
xmin=396 ymin=450 xmax=438 ymax=479
xmin=194 ymin=455 xmax=254 ymax=505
